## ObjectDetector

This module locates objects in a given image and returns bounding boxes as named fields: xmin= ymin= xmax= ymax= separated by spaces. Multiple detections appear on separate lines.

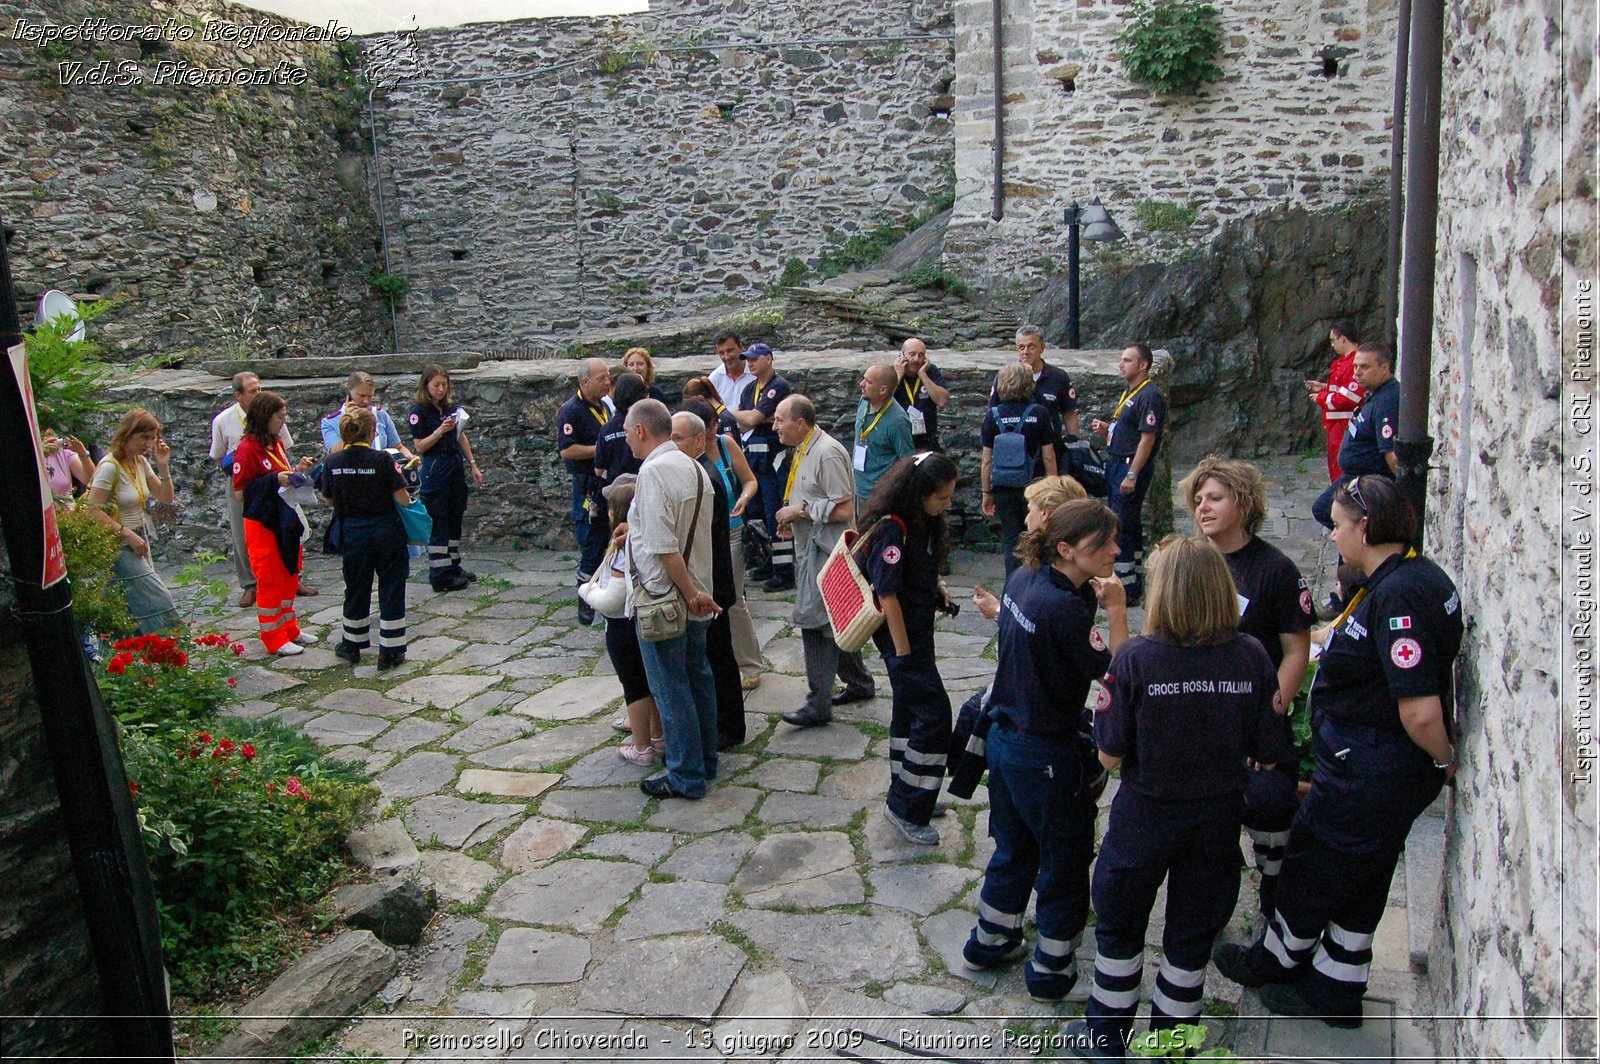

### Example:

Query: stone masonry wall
xmin=943 ymin=0 xmax=1398 ymax=287
xmin=1424 ymin=1 xmax=1596 ymax=1059
xmin=0 ymin=0 xmax=388 ymax=360
xmin=107 ymin=348 xmax=1164 ymax=559
xmin=368 ymin=0 xmax=955 ymax=350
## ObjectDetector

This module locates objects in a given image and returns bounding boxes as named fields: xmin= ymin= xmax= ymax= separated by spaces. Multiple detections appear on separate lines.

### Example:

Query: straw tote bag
xmin=816 ymin=515 xmax=904 ymax=652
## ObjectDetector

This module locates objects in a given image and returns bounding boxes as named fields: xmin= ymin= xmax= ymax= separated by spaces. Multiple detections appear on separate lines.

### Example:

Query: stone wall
xmin=0 ymin=0 xmax=388 ymax=360
xmin=0 ymin=581 xmax=109 ymax=1057
xmin=943 ymin=0 xmax=1398 ymax=287
xmin=1424 ymin=1 xmax=1596 ymax=1059
xmin=107 ymin=348 xmax=1162 ymax=560
xmin=367 ymin=0 xmax=956 ymax=349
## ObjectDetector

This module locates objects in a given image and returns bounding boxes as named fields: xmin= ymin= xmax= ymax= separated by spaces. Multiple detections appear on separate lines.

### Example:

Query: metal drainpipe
xmin=368 ymin=86 xmax=400 ymax=353
xmin=1396 ymin=0 xmax=1444 ymax=543
xmin=1383 ymin=0 xmax=1413 ymax=349
xmin=991 ymin=0 xmax=1004 ymax=221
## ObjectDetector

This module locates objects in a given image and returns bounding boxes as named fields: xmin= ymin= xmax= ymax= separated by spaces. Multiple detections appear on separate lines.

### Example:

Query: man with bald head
xmin=556 ymin=357 xmax=614 ymax=624
xmin=853 ymin=362 xmax=916 ymax=510
xmin=893 ymin=338 xmax=950 ymax=452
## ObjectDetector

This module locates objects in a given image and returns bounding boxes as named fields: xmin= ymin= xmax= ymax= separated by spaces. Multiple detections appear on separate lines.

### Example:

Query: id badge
xmin=908 ymin=406 xmax=926 ymax=435
xmin=853 ymin=444 xmax=867 ymax=472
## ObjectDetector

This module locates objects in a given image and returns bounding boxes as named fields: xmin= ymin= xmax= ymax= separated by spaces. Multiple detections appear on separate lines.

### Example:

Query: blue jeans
xmin=113 ymin=544 xmax=180 ymax=634
xmin=968 ymin=725 xmax=1098 ymax=997
xmin=636 ymin=618 xmax=718 ymax=797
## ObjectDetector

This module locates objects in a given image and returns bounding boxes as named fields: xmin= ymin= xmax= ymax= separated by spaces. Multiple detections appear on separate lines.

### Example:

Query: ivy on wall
xmin=1116 ymin=0 xmax=1225 ymax=95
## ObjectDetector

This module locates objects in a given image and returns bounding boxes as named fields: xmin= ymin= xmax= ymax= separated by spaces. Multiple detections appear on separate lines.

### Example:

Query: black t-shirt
xmin=738 ymin=374 xmax=792 ymax=470
xmin=1337 ymin=377 xmax=1400 ymax=477
xmin=992 ymin=363 xmax=1077 ymax=430
xmin=1225 ymin=536 xmax=1313 ymax=670
xmin=893 ymin=365 xmax=947 ymax=445
xmin=326 ymin=444 xmax=406 ymax=519
xmin=593 ymin=412 xmax=638 ymax=489
xmin=1107 ymin=380 xmax=1166 ymax=458
xmin=866 ymin=515 xmax=941 ymax=612
xmin=408 ymin=402 xmax=462 ymax=459
xmin=555 ymin=392 xmax=609 ymax=476
xmin=1096 ymin=632 xmax=1289 ymax=800
xmin=989 ymin=564 xmax=1112 ymax=742
xmin=1311 ymin=552 xmax=1463 ymax=732
xmin=981 ymin=401 xmax=1054 ymax=470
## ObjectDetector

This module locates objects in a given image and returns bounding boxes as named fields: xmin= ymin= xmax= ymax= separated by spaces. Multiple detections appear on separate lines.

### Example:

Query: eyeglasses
xmin=1344 ymin=477 xmax=1369 ymax=514
xmin=670 ymin=433 xmax=695 ymax=443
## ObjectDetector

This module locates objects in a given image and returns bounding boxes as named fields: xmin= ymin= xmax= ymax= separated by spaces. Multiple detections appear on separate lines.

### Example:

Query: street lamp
xmin=1063 ymin=198 xmax=1123 ymax=349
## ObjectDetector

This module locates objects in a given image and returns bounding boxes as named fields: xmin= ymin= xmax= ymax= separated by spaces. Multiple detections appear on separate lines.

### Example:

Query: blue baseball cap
xmin=740 ymin=342 xmax=773 ymax=360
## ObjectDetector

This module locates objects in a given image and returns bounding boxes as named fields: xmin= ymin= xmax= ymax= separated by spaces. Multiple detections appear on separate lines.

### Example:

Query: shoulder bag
xmin=631 ymin=465 xmax=706 ymax=643
xmin=816 ymin=514 xmax=905 ymax=652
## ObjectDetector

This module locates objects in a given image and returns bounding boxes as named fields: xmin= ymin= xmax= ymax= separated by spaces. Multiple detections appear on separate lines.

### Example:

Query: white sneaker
xmin=277 ymin=642 xmax=305 ymax=657
xmin=294 ymin=632 xmax=318 ymax=646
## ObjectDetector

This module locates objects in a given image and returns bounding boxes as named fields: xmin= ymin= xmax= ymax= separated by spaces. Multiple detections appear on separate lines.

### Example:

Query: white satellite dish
xmin=35 ymin=289 xmax=85 ymax=342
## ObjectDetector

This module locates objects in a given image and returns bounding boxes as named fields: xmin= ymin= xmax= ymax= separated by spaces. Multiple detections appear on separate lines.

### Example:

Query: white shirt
xmin=628 ymin=441 xmax=714 ymax=600
xmin=209 ymin=402 xmax=292 ymax=462
xmin=708 ymin=363 xmax=753 ymax=413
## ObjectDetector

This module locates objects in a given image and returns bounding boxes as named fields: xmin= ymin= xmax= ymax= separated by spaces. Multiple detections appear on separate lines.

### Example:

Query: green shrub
xmin=1117 ymin=0 xmax=1225 ymax=96
xmin=98 ymin=631 xmax=247 ymax=734
xmin=897 ymin=262 xmax=970 ymax=298
xmin=1290 ymin=657 xmax=1319 ymax=780
xmin=124 ymin=722 xmax=377 ymax=998
xmin=369 ymin=270 xmax=409 ymax=308
xmin=777 ymin=258 xmax=809 ymax=287
xmin=57 ymin=502 xmax=135 ymax=636
xmin=1136 ymin=199 xmax=1200 ymax=234
xmin=25 ymin=298 xmax=121 ymax=436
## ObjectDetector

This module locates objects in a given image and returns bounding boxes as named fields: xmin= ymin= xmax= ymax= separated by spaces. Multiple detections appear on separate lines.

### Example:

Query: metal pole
xmin=991 ymin=0 xmax=1004 ymax=221
xmin=1066 ymin=202 xmax=1082 ymax=349
xmin=1383 ymin=0 xmax=1413 ymax=349
xmin=0 ymin=214 xmax=175 ymax=1059
xmin=1395 ymin=0 xmax=1443 ymax=544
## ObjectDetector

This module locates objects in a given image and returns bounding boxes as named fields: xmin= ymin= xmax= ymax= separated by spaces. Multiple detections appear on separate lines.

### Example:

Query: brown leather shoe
xmin=297 ymin=582 xmax=320 ymax=596
xmin=238 ymin=588 xmax=256 ymax=608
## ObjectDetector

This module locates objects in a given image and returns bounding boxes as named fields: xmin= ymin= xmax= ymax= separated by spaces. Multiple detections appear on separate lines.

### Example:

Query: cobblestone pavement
xmin=185 ymin=454 xmax=1434 ymax=1062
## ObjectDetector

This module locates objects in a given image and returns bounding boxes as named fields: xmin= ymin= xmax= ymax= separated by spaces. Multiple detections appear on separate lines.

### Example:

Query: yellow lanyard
xmin=713 ymin=400 xmax=727 ymax=415
xmin=783 ymin=428 xmax=815 ymax=503
xmin=576 ymin=391 xmax=607 ymax=426
xmin=902 ymin=377 xmax=922 ymax=405
xmin=1328 ymin=548 xmax=1417 ymax=633
xmin=236 ymin=405 xmax=247 ymax=429
xmin=264 ymin=439 xmax=290 ymax=471
xmin=1112 ymin=378 xmax=1153 ymax=423
xmin=114 ymin=458 xmax=149 ymax=511
xmin=858 ymin=401 xmax=890 ymax=442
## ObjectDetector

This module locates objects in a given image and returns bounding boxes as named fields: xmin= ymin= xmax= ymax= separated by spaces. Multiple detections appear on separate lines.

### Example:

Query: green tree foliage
xmin=1117 ymin=0 xmax=1225 ymax=96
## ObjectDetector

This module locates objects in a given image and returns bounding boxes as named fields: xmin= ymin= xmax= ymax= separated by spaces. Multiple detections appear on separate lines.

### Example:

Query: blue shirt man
xmin=852 ymin=363 xmax=915 ymax=505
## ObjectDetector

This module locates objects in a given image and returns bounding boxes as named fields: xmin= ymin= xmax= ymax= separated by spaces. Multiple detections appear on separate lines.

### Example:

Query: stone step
xmin=1404 ymin=799 xmax=1449 ymax=970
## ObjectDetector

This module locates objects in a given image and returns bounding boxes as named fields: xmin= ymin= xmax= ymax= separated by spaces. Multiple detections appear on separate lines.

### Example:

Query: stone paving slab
xmin=370 ymin=716 xmax=450 ymax=752
xmin=386 ymin=672 xmax=501 ymax=708
xmin=647 ymin=786 xmax=761 ymax=832
xmin=578 ymin=934 xmax=747 ymax=1023
xmin=457 ymin=768 xmax=560 ymax=799
xmin=300 ymin=711 xmax=388 ymax=746
xmin=756 ymin=793 xmax=866 ymax=828
xmin=468 ymin=721 xmax=613 ymax=771
xmin=377 ymin=752 xmax=461 ymax=801
xmin=483 ymin=928 xmax=591 ymax=986
xmin=315 ymin=687 xmax=416 ymax=719
xmin=615 ymin=881 xmax=730 ymax=940
xmin=418 ymin=851 xmax=499 ymax=905
xmin=445 ymin=714 xmax=533 ymax=753
xmin=404 ymin=795 xmax=523 ymax=849
xmin=733 ymin=832 xmax=861 ymax=910
xmin=486 ymin=859 xmax=648 ymax=932
xmin=869 ymin=863 xmax=978 ymax=917
xmin=585 ymin=831 xmax=678 ymax=865
xmin=658 ymin=832 xmax=757 ymax=884
xmin=541 ymin=786 xmax=651 ymax=825
xmin=763 ymin=722 xmax=870 ymax=760
xmin=347 ymin=819 xmax=421 ymax=875
xmin=566 ymin=747 xmax=659 ymax=788
xmin=511 ymin=674 xmax=621 ymax=720
xmin=726 ymin=911 xmax=926 ymax=988
xmin=500 ymin=816 xmax=589 ymax=871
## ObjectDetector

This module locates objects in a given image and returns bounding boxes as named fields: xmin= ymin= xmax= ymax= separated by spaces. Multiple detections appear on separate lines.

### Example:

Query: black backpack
xmin=989 ymin=405 xmax=1042 ymax=489
xmin=1060 ymin=435 xmax=1110 ymax=497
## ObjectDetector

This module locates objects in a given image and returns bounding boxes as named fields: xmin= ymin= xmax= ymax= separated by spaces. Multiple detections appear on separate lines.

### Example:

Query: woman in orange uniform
xmin=233 ymin=391 xmax=317 ymax=655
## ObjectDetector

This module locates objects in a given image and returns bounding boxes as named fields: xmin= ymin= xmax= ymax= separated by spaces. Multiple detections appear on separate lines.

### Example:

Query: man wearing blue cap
xmin=731 ymin=343 xmax=795 ymax=591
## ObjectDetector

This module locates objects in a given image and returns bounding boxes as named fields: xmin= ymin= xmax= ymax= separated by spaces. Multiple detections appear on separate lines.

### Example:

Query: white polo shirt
xmin=210 ymin=402 xmax=292 ymax=465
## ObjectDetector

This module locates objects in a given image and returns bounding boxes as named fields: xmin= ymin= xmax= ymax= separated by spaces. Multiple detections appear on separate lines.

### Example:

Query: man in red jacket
xmin=1304 ymin=320 xmax=1364 ymax=482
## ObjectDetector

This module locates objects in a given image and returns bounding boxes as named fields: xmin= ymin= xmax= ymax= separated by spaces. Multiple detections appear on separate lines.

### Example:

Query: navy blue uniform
xmin=981 ymin=401 xmax=1055 ymax=579
xmin=1085 ymin=632 xmax=1285 ymax=1051
xmin=408 ymin=402 xmax=470 ymax=589
xmin=1227 ymin=536 xmax=1315 ymax=920
xmin=740 ymin=374 xmax=794 ymax=579
xmin=593 ymin=410 xmax=639 ymax=493
xmin=555 ymin=391 xmax=611 ymax=583
xmin=1314 ymin=378 xmax=1399 ymax=528
xmin=326 ymin=444 xmax=409 ymax=662
xmin=1104 ymin=379 xmax=1166 ymax=601
xmin=1241 ymin=551 xmax=1463 ymax=1019
xmin=965 ymin=563 xmax=1110 ymax=1000
xmin=894 ymin=365 xmax=948 ymax=450
xmin=865 ymin=516 xmax=952 ymax=826
xmin=991 ymin=363 xmax=1077 ymax=439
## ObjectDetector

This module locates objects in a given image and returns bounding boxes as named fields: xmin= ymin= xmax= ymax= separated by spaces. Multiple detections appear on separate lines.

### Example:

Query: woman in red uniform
xmin=233 ymin=391 xmax=317 ymax=655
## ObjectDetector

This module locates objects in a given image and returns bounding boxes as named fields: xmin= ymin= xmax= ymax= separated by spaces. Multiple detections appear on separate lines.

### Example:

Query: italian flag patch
xmin=1390 ymin=616 xmax=1412 ymax=630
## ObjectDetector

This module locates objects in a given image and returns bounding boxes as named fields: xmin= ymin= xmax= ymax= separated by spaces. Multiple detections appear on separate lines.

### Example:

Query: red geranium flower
xmin=127 ymin=780 xmax=138 ymax=794
xmin=240 ymin=743 xmax=255 ymax=760
xmin=284 ymin=776 xmax=303 ymax=798
xmin=199 ymin=733 xmax=212 ymax=744
xmin=218 ymin=739 xmax=235 ymax=752
xmin=106 ymin=657 xmax=128 ymax=675
xmin=227 ymin=678 xmax=239 ymax=687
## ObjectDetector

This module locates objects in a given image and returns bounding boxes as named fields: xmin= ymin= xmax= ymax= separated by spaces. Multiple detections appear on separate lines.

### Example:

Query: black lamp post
xmin=1063 ymin=198 xmax=1123 ymax=349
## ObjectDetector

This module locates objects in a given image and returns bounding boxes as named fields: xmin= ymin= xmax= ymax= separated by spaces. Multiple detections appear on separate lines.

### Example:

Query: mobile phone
xmin=937 ymin=599 xmax=961 ymax=618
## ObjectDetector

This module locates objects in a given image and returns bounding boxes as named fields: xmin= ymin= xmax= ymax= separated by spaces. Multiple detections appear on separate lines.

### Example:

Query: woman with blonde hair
xmin=85 ymin=409 xmax=180 ymax=632
xmin=622 ymin=347 xmax=667 ymax=403
xmin=1179 ymin=455 xmax=1313 ymax=926
xmin=981 ymin=360 xmax=1058 ymax=579
xmin=971 ymin=475 xmax=1085 ymax=621
xmin=1069 ymin=536 xmax=1285 ymax=1057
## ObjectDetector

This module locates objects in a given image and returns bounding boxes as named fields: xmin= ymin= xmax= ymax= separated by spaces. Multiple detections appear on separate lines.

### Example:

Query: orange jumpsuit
xmin=233 ymin=435 xmax=303 ymax=652
xmin=1316 ymin=354 xmax=1364 ymax=482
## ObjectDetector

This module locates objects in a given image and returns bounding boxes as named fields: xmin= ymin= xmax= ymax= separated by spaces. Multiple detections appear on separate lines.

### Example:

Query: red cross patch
xmin=563 ymin=423 xmax=573 ymax=435
xmin=1299 ymin=589 xmax=1313 ymax=616
xmin=409 ymin=412 xmax=420 ymax=425
xmin=1089 ymin=628 xmax=1107 ymax=651
xmin=1092 ymin=685 xmax=1112 ymax=712
xmin=882 ymin=546 xmax=901 ymax=565
xmin=232 ymin=461 xmax=241 ymax=475
xmin=767 ymin=389 xmax=776 ymax=398
xmin=1146 ymin=412 xmax=1157 ymax=426
xmin=1382 ymin=424 xmax=1394 ymax=439
xmin=1390 ymin=637 xmax=1423 ymax=669
xmin=1068 ymin=387 xmax=1077 ymax=399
